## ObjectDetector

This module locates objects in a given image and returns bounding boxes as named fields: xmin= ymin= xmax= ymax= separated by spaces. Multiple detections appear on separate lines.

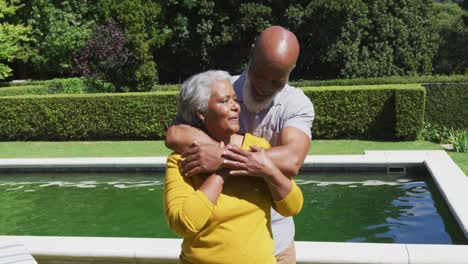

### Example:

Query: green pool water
xmin=1 ymin=171 xmax=466 ymax=244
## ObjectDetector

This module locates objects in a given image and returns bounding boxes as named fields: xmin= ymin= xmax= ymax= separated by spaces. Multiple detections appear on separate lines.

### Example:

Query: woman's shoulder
xmin=242 ymin=133 xmax=271 ymax=150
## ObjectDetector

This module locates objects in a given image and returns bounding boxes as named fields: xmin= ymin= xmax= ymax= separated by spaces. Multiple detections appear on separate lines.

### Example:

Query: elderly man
xmin=166 ymin=25 xmax=315 ymax=263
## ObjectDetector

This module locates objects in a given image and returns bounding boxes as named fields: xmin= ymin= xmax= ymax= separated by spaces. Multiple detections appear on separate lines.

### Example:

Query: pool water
xmin=0 ymin=172 xmax=466 ymax=244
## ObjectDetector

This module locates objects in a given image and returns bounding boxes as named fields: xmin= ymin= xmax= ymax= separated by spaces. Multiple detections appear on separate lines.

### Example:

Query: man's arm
xmin=265 ymin=126 xmax=310 ymax=176
xmin=223 ymin=127 xmax=310 ymax=178
xmin=165 ymin=123 xmax=216 ymax=153
xmin=166 ymin=124 xmax=227 ymax=177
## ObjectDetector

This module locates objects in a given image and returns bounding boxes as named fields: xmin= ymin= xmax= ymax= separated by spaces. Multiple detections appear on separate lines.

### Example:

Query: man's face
xmin=247 ymin=60 xmax=291 ymax=102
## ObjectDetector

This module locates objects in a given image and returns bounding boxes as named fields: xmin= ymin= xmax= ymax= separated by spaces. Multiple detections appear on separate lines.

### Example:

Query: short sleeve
xmin=283 ymin=89 xmax=315 ymax=139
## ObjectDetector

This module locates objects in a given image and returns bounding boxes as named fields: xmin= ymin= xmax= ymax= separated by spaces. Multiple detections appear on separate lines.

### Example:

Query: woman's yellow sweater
xmin=164 ymin=133 xmax=303 ymax=264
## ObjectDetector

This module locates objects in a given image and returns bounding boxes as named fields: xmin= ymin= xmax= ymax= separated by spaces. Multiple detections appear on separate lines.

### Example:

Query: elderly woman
xmin=164 ymin=70 xmax=303 ymax=263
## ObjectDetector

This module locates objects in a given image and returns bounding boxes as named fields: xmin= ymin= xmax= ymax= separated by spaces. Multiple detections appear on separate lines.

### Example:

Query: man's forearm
xmin=265 ymin=127 xmax=311 ymax=177
xmin=266 ymin=146 xmax=305 ymax=177
xmin=165 ymin=124 xmax=217 ymax=153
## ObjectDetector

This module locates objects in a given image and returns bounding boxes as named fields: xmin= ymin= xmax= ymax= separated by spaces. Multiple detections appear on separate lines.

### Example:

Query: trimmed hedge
xmin=0 ymin=85 xmax=49 ymax=96
xmin=0 ymin=92 xmax=178 ymax=140
xmin=291 ymin=74 xmax=468 ymax=87
xmin=423 ymin=83 xmax=468 ymax=130
xmin=0 ymin=85 xmax=425 ymax=141
xmin=303 ymin=84 xmax=425 ymax=140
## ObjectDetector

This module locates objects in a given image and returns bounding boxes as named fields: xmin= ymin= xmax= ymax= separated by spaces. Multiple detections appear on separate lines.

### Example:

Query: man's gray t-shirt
xmin=231 ymin=72 xmax=315 ymax=254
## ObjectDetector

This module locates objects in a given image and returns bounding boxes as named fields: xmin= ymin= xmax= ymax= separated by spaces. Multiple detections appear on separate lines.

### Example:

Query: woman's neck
xmin=209 ymin=133 xmax=243 ymax=147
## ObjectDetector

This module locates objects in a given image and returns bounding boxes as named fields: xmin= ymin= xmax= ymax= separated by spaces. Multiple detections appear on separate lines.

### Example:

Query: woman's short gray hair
xmin=177 ymin=70 xmax=232 ymax=128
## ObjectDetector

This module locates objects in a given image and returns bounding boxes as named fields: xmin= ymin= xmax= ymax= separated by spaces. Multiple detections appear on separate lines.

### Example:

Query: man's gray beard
xmin=242 ymin=77 xmax=275 ymax=113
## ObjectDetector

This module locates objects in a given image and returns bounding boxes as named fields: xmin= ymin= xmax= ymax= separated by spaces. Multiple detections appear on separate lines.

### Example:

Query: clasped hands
xmin=179 ymin=141 xmax=276 ymax=179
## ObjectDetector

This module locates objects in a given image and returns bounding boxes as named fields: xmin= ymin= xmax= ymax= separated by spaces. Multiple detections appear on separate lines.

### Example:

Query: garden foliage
xmin=4 ymin=0 xmax=463 ymax=85
xmin=304 ymin=84 xmax=425 ymax=140
xmin=432 ymin=2 xmax=468 ymax=74
xmin=0 ymin=0 xmax=30 ymax=80
xmin=424 ymin=82 xmax=468 ymax=130
xmin=290 ymin=74 xmax=468 ymax=87
xmin=157 ymin=0 xmax=434 ymax=82
xmin=26 ymin=0 xmax=93 ymax=76
xmin=88 ymin=0 xmax=168 ymax=92
xmin=0 ymin=92 xmax=178 ymax=140
xmin=0 ymin=85 xmax=48 ymax=96
xmin=0 ymin=85 xmax=425 ymax=141
xmin=74 ymin=19 xmax=130 ymax=93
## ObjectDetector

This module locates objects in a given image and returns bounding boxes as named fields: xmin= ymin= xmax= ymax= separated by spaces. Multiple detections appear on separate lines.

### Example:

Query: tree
xmin=0 ymin=0 xmax=30 ymax=80
xmin=432 ymin=2 xmax=468 ymax=74
xmin=286 ymin=0 xmax=434 ymax=79
xmin=157 ymin=0 xmax=272 ymax=83
xmin=89 ymin=0 xmax=168 ymax=91
xmin=74 ymin=19 xmax=131 ymax=92
xmin=27 ymin=0 xmax=93 ymax=77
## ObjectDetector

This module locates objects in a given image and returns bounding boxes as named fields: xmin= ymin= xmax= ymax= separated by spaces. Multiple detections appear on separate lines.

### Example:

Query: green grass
xmin=0 ymin=141 xmax=172 ymax=158
xmin=0 ymin=140 xmax=466 ymax=175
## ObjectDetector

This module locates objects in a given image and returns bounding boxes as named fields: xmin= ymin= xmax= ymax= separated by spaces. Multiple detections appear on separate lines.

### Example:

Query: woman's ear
xmin=196 ymin=111 xmax=205 ymax=124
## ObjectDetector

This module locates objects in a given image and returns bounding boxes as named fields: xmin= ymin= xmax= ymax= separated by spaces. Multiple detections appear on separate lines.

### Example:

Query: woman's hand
xmin=224 ymin=144 xmax=291 ymax=201
xmin=179 ymin=141 xmax=226 ymax=177
xmin=223 ymin=145 xmax=280 ymax=179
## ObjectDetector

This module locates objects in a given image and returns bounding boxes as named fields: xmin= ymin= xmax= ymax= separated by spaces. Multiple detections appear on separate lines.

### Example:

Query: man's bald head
xmin=252 ymin=26 xmax=300 ymax=71
xmin=245 ymin=26 xmax=300 ymax=105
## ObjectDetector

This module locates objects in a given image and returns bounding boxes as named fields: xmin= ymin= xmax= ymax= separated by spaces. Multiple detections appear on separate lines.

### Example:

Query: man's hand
xmin=223 ymin=145 xmax=277 ymax=178
xmin=179 ymin=141 xmax=226 ymax=177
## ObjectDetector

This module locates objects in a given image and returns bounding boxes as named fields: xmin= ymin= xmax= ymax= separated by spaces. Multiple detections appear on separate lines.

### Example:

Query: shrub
xmin=74 ymin=20 xmax=130 ymax=92
xmin=0 ymin=85 xmax=49 ymax=96
xmin=83 ymin=77 xmax=115 ymax=93
xmin=420 ymin=122 xmax=454 ymax=143
xmin=0 ymin=92 xmax=178 ymax=140
xmin=0 ymin=85 xmax=425 ymax=141
xmin=448 ymin=130 xmax=468 ymax=153
xmin=151 ymin=84 xmax=180 ymax=92
xmin=423 ymin=82 xmax=468 ymax=130
xmin=303 ymin=84 xmax=425 ymax=140
xmin=47 ymin=78 xmax=86 ymax=94
xmin=395 ymin=88 xmax=426 ymax=140
xmin=290 ymin=74 xmax=468 ymax=87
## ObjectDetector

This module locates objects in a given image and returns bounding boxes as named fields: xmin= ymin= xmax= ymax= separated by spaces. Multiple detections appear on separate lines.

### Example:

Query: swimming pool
xmin=1 ymin=171 xmax=466 ymax=244
xmin=1 ymin=150 xmax=468 ymax=263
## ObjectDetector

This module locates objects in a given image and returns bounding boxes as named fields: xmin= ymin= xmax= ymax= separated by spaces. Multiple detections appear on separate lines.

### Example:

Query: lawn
xmin=0 ymin=140 xmax=466 ymax=175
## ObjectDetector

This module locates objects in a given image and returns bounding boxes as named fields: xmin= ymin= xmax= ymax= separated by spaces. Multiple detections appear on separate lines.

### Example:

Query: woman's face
xmin=201 ymin=79 xmax=240 ymax=141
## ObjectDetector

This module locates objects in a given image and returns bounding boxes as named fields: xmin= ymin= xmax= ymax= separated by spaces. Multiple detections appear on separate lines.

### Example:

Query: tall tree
xmin=432 ymin=2 xmax=468 ymax=74
xmin=0 ymin=0 xmax=30 ymax=80
xmin=26 ymin=0 xmax=93 ymax=77
xmin=90 ymin=0 xmax=169 ymax=91
xmin=286 ymin=0 xmax=434 ymax=79
xmin=156 ymin=0 xmax=272 ymax=83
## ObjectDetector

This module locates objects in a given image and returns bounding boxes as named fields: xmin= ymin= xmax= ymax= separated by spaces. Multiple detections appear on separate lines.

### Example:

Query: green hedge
xmin=0 ymin=85 xmax=49 ymax=96
xmin=0 ymin=92 xmax=178 ymax=140
xmin=423 ymin=83 xmax=468 ymax=130
xmin=303 ymin=84 xmax=425 ymax=140
xmin=291 ymin=74 xmax=468 ymax=87
xmin=0 ymin=85 xmax=425 ymax=141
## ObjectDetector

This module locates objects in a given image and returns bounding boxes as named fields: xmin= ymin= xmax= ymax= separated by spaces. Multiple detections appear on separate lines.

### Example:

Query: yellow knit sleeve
xmin=272 ymin=180 xmax=303 ymax=217
xmin=164 ymin=153 xmax=214 ymax=237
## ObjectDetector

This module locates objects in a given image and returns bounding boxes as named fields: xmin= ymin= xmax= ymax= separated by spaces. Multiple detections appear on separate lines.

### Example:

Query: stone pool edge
xmin=1 ymin=150 xmax=468 ymax=264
